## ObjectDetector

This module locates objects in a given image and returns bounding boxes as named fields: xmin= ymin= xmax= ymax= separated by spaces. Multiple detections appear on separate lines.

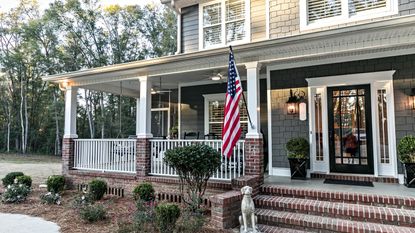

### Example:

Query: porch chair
xmin=204 ymin=133 xmax=219 ymax=139
xmin=183 ymin=131 xmax=199 ymax=139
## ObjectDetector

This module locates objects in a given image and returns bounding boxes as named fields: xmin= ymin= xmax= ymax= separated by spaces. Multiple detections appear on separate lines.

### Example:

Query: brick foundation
xmin=136 ymin=138 xmax=151 ymax=177
xmin=210 ymin=190 xmax=243 ymax=229
xmin=62 ymin=138 xmax=75 ymax=175
xmin=244 ymin=138 xmax=264 ymax=185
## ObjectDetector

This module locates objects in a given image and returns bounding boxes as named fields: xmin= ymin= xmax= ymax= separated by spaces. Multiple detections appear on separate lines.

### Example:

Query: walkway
xmin=0 ymin=213 xmax=60 ymax=233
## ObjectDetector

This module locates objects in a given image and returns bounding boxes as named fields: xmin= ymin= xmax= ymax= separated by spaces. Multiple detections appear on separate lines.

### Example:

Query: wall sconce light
xmin=286 ymin=89 xmax=307 ymax=120
xmin=410 ymin=88 xmax=415 ymax=110
xmin=286 ymin=89 xmax=299 ymax=115
xmin=58 ymin=81 xmax=69 ymax=91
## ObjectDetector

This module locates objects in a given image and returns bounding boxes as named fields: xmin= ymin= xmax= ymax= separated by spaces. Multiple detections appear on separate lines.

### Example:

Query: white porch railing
xmin=73 ymin=139 xmax=136 ymax=174
xmin=149 ymin=139 xmax=245 ymax=181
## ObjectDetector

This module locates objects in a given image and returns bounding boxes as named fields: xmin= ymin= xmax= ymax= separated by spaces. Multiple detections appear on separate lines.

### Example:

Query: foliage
xmin=286 ymin=137 xmax=310 ymax=159
xmin=1 ymin=183 xmax=31 ymax=203
xmin=16 ymin=175 xmax=32 ymax=188
xmin=72 ymin=193 xmax=95 ymax=209
xmin=2 ymin=172 xmax=24 ymax=187
xmin=40 ymin=192 xmax=62 ymax=205
xmin=155 ymin=203 xmax=181 ymax=233
xmin=175 ymin=209 xmax=205 ymax=233
xmin=132 ymin=183 xmax=155 ymax=201
xmin=46 ymin=175 xmax=65 ymax=193
xmin=89 ymin=179 xmax=107 ymax=201
xmin=398 ymin=135 xmax=415 ymax=163
xmin=79 ymin=204 xmax=107 ymax=223
xmin=164 ymin=144 xmax=221 ymax=211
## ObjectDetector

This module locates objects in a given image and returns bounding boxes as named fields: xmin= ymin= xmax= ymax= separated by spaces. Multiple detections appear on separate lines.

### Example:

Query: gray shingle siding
xmin=181 ymin=5 xmax=199 ymax=53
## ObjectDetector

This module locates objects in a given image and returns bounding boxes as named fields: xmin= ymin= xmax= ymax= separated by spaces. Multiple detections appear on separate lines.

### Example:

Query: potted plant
xmin=286 ymin=137 xmax=310 ymax=180
xmin=397 ymin=135 xmax=415 ymax=188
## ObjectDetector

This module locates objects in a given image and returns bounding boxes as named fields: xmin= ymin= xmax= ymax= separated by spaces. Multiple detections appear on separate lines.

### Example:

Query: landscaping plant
xmin=132 ymin=182 xmax=155 ymax=201
xmin=40 ymin=192 xmax=62 ymax=205
xmin=398 ymin=135 xmax=415 ymax=163
xmin=155 ymin=203 xmax=180 ymax=233
xmin=1 ymin=183 xmax=31 ymax=203
xmin=79 ymin=204 xmax=107 ymax=223
xmin=47 ymin=175 xmax=65 ymax=193
xmin=89 ymin=179 xmax=108 ymax=201
xmin=16 ymin=175 xmax=32 ymax=188
xmin=2 ymin=172 xmax=24 ymax=187
xmin=164 ymin=144 xmax=221 ymax=211
xmin=286 ymin=137 xmax=310 ymax=159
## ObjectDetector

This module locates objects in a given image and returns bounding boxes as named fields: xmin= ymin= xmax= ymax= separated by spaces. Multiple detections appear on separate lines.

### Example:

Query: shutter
xmin=349 ymin=0 xmax=387 ymax=15
xmin=307 ymin=0 xmax=342 ymax=23
xmin=203 ymin=3 xmax=222 ymax=47
xmin=225 ymin=0 xmax=246 ymax=43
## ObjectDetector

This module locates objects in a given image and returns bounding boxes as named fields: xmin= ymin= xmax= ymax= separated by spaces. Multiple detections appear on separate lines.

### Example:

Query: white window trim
xmin=299 ymin=0 xmax=399 ymax=31
xmin=203 ymin=93 xmax=248 ymax=135
xmin=198 ymin=0 xmax=251 ymax=50
xmin=306 ymin=70 xmax=397 ymax=178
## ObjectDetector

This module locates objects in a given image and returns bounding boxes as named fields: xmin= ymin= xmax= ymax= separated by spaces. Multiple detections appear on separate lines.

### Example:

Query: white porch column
xmin=245 ymin=61 xmax=262 ymax=139
xmin=136 ymin=98 xmax=140 ymax=136
xmin=137 ymin=76 xmax=152 ymax=138
xmin=64 ymin=86 xmax=78 ymax=139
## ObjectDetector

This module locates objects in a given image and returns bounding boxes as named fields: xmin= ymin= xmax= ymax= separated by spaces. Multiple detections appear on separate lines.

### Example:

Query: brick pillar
xmin=244 ymin=138 xmax=264 ymax=185
xmin=136 ymin=138 xmax=151 ymax=177
xmin=62 ymin=138 xmax=75 ymax=175
xmin=210 ymin=191 xmax=242 ymax=229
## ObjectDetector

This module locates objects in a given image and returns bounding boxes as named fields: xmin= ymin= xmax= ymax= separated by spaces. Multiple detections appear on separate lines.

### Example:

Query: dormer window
xmin=200 ymin=0 xmax=250 ymax=49
xmin=300 ymin=0 xmax=398 ymax=30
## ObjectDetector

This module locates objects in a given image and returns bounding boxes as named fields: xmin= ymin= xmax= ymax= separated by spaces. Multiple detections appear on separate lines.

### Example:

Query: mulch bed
xmin=0 ymin=185 xmax=232 ymax=233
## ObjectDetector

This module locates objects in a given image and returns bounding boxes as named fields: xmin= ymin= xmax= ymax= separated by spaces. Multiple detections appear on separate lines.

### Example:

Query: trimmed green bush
xmin=286 ymin=137 xmax=310 ymax=159
xmin=40 ymin=192 xmax=61 ymax=205
xmin=1 ymin=183 xmax=31 ymax=203
xmin=133 ymin=183 xmax=155 ymax=201
xmin=398 ymin=135 xmax=415 ymax=163
xmin=16 ymin=175 xmax=32 ymax=188
xmin=47 ymin=175 xmax=65 ymax=193
xmin=89 ymin=179 xmax=107 ymax=201
xmin=2 ymin=172 xmax=24 ymax=187
xmin=79 ymin=204 xmax=107 ymax=223
xmin=155 ymin=203 xmax=180 ymax=233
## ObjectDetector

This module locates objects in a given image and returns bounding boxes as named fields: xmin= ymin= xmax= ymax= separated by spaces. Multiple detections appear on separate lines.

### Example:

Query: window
xmin=300 ymin=0 xmax=397 ymax=30
xmin=200 ymin=0 xmax=250 ymax=49
xmin=204 ymin=94 xmax=248 ymax=137
xmin=377 ymin=89 xmax=389 ymax=164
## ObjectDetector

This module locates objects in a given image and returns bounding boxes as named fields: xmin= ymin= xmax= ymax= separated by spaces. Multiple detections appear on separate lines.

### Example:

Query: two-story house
xmin=43 ymin=0 xmax=415 ymax=231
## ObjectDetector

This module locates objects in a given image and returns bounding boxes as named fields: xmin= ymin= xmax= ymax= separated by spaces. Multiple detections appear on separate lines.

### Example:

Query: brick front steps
xmin=257 ymin=224 xmax=309 ymax=233
xmin=311 ymin=173 xmax=399 ymax=184
xmin=261 ymin=185 xmax=415 ymax=209
xmin=256 ymin=185 xmax=415 ymax=232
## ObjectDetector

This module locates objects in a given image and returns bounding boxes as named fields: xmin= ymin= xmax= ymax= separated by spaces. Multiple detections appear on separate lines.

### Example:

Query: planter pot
xmin=404 ymin=163 xmax=415 ymax=188
xmin=288 ymin=158 xmax=307 ymax=180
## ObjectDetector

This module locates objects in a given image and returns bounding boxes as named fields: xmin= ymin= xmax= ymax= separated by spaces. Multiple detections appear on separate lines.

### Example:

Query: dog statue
xmin=239 ymin=186 xmax=260 ymax=233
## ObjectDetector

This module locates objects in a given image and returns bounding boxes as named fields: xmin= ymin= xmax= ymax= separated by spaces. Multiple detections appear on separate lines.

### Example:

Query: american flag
xmin=222 ymin=48 xmax=243 ymax=158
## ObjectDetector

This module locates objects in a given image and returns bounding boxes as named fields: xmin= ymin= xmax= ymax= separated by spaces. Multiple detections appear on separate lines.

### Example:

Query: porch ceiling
xmin=42 ymin=15 xmax=415 ymax=91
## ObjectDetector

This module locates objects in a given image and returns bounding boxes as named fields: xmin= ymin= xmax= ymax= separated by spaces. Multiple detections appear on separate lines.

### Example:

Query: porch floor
xmin=264 ymin=175 xmax=415 ymax=198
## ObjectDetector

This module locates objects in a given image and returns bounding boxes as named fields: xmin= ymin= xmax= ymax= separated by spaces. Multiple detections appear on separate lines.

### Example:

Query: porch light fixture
xmin=410 ymin=88 xmax=415 ymax=110
xmin=286 ymin=89 xmax=307 ymax=118
xmin=58 ymin=81 xmax=69 ymax=91
xmin=286 ymin=89 xmax=299 ymax=115
xmin=211 ymin=75 xmax=221 ymax=81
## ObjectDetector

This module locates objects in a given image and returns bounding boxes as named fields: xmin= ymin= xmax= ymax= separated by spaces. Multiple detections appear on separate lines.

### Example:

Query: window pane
xmin=315 ymin=94 xmax=324 ymax=161
xmin=203 ymin=3 xmax=221 ymax=26
xmin=204 ymin=25 xmax=222 ymax=47
xmin=226 ymin=20 xmax=245 ymax=42
xmin=226 ymin=0 xmax=245 ymax=22
xmin=208 ymin=99 xmax=248 ymax=137
xmin=377 ymin=89 xmax=389 ymax=164
xmin=349 ymin=0 xmax=387 ymax=15
xmin=308 ymin=0 xmax=342 ymax=23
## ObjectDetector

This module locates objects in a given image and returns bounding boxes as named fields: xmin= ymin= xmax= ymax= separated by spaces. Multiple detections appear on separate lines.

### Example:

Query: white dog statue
xmin=239 ymin=186 xmax=260 ymax=233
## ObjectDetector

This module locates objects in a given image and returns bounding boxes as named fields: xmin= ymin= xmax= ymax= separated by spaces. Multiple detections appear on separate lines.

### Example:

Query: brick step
xmin=261 ymin=185 xmax=415 ymax=209
xmin=257 ymin=224 xmax=310 ymax=233
xmin=256 ymin=209 xmax=415 ymax=233
xmin=254 ymin=195 xmax=415 ymax=227
xmin=311 ymin=172 xmax=399 ymax=184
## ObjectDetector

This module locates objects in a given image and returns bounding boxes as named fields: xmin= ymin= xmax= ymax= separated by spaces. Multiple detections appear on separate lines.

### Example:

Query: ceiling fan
xmin=151 ymin=77 xmax=172 ymax=95
xmin=202 ymin=70 xmax=228 ymax=82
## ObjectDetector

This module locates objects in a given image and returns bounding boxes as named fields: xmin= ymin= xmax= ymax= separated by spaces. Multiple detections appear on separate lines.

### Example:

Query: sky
xmin=0 ymin=0 xmax=157 ymax=12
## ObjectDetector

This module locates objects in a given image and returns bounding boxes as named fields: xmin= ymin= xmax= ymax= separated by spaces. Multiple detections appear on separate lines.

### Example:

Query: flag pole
xmin=229 ymin=46 xmax=255 ymax=129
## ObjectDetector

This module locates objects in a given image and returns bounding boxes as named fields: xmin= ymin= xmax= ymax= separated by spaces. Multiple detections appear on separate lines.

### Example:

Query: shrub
xmin=155 ymin=203 xmax=180 ymax=233
xmin=398 ymin=135 xmax=415 ymax=163
xmin=40 ymin=192 xmax=61 ymax=205
xmin=2 ymin=172 xmax=24 ymax=187
xmin=175 ymin=209 xmax=205 ymax=233
xmin=132 ymin=183 xmax=155 ymax=201
xmin=286 ymin=137 xmax=310 ymax=159
xmin=1 ymin=184 xmax=31 ymax=203
xmin=72 ymin=193 xmax=95 ymax=209
xmin=47 ymin=175 xmax=65 ymax=193
xmin=89 ymin=179 xmax=107 ymax=201
xmin=16 ymin=175 xmax=32 ymax=188
xmin=164 ymin=144 xmax=221 ymax=210
xmin=79 ymin=204 xmax=107 ymax=223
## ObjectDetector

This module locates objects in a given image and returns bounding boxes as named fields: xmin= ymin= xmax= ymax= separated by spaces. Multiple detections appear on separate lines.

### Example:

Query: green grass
xmin=0 ymin=153 xmax=61 ymax=164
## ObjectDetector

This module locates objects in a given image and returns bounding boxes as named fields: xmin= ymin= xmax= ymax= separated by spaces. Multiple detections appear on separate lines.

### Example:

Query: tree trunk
xmin=85 ymin=89 xmax=95 ymax=138
xmin=20 ymin=78 xmax=26 ymax=154
xmin=53 ymin=91 xmax=61 ymax=155
xmin=100 ymin=92 xmax=105 ymax=139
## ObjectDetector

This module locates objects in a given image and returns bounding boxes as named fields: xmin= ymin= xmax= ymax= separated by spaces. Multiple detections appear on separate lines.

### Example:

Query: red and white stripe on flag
xmin=222 ymin=48 xmax=243 ymax=158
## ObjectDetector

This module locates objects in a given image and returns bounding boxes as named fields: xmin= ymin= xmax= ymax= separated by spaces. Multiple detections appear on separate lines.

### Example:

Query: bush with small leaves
xmin=47 ymin=175 xmax=65 ymax=193
xmin=79 ymin=204 xmax=107 ymax=223
xmin=89 ymin=179 xmax=107 ymax=201
xmin=155 ymin=203 xmax=180 ymax=233
xmin=175 ymin=209 xmax=205 ymax=233
xmin=1 ymin=183 xmax=30 ymax=203
xmin=40 ymin=192 xmax=61 ymax=205
xmin=16 ymin=175 xmax=32 ymax=188
xmin=2 ymin=172 xmax=24 ymax=187
xmin=132 ymin=183 xmax=155 ymax=201
xmin=72 ymin=193 xmax=95 ymax=209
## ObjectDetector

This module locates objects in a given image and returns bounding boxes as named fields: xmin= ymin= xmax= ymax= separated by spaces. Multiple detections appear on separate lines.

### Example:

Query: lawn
xmin=0 ymin=153 xmax=61 ymax=164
